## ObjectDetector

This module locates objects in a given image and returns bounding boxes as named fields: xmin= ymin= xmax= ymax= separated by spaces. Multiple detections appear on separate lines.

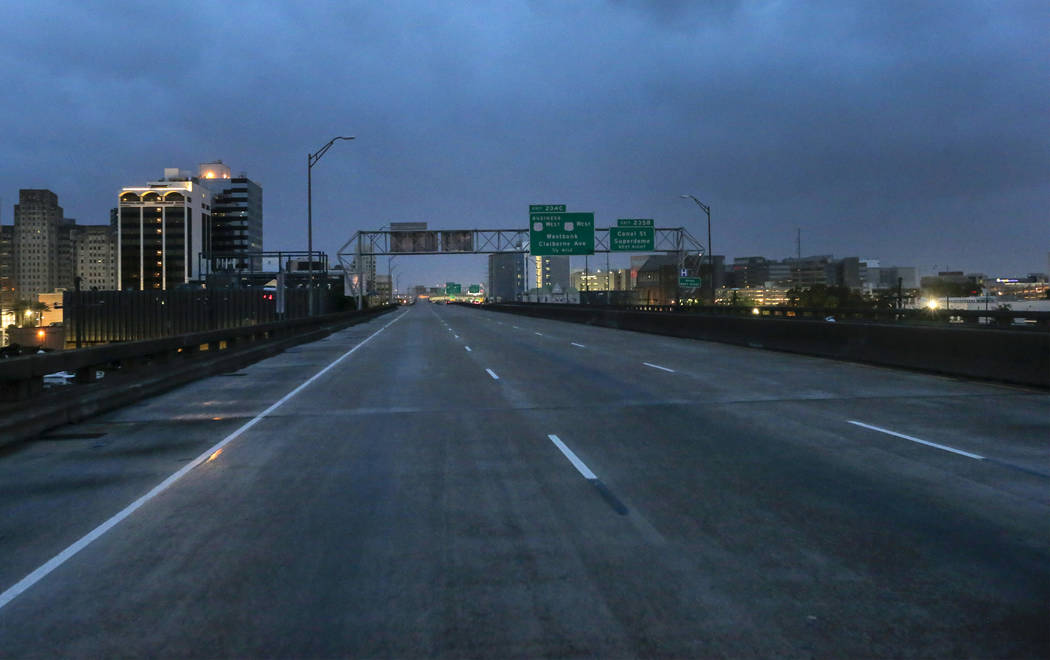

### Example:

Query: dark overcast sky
xmin=2 ymin=0 xmax=1047 ymax=289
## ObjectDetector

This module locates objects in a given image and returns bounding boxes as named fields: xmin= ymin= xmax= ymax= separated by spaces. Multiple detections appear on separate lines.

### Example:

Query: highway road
xmin=0 ymin=302 xmax=1047 ymax=657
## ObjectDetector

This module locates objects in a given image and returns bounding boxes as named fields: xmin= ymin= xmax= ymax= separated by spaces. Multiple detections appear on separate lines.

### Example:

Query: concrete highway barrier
xmin=0 ymin=306 xmax=396 ymax=447
xmin=482 ymin=304 xmax=1049 ymax=388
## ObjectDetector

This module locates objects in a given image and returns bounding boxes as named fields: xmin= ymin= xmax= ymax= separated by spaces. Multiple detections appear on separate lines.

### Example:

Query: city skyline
xmin=2 ymin=2 xmax=1047 ymax=288
xmin=0 ymin=182 xmax=1042 ymax=296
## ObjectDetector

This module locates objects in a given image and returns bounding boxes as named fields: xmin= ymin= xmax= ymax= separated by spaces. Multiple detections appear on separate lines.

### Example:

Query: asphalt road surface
xmin=0 ymin=303 xmax=1047 ymax=657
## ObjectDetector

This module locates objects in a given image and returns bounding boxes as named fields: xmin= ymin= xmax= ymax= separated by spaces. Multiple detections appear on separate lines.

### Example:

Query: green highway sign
xmin=678 ymin=277 xmax=702 ymax=288
xmin=609 ymin=226 xmax=655 ymax=251
xmin=529 ymin=211 xmax=595 ymax=256
xmin=617 ymin=218 xmax=654 ymax=227
xmin=445 ymin=282 xmax=462 ymax=294
xmin=468 ymin=284 xmax=481 ymax=294
xmin=529 ymin=204 xmax=566 ymax=213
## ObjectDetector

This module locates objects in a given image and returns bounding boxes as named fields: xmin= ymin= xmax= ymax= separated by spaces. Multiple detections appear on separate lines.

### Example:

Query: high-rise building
xmin=532 ymin=255 xmax=569 ymax=291
xmin=56 ymin=218 xmax=77 ymax=291
xmin=0 ymin=224 xmax=13 ymax=308
xmin=13 ymin=189 xmax=64 ymax=300
xmin=118 ymin=168 xmax=212 ymax=290
xmin=198 ymin=161 xmax=263 ymax=272
xmin=488 ymin=252 xmax=526 ymax=302
xmin=118 ymin=162 xmax=261 ymax=290
xmin=73 ymin=224 xmax=118 ymax=290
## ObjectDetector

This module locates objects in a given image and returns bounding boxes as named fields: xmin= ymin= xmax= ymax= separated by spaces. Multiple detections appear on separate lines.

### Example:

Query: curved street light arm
xmin=681 ymin=193 xmax=710 ymax=214
xmin=309 ymin=136 xmax=355 ymax=167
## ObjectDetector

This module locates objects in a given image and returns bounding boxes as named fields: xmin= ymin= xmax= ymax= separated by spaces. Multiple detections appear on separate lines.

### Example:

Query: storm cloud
xmin=2 ymin=0 xmax=1046 ymax=286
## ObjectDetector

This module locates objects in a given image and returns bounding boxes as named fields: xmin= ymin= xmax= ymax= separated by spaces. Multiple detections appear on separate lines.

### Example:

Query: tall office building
xmin=13 ymin=189 xmax=64 ymax=300
xmin=118 ymin=168 xmax=212 ymax=290
xmin=488 ymin=252 xmax=526 ymax=302
xmin=73 ymin=224 xmax=118 ymax=290
xmin=56 ymin=218 xmax=78 ymax=291
xmin=0 ymin=224 xmax=13 ymax=307
xmin=532 ymin=255 xmax=570 ymax=291
xmin=198 ymin=161 xmax=263 ymax=271
xmin=118 ymin=162 xmax=261 ymax=290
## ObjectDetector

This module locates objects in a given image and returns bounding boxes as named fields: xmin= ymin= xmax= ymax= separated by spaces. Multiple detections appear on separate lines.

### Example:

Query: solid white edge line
xmin=847 ymin=420 xmax=985 ymax=460
xmin=547 ymin=434 xmax=597 ymax=480
xmin=0 ymin=310 xmax=409 ymax=612
xmin=643 ymin=362 xmax=675 ymax=373
xmin=486 ymin=368 xmax=499 ymax=380
xmin=571 ymin=342 xmax=585 ymax=348
xmin=465 ymin=346 xmax=472 ymax=352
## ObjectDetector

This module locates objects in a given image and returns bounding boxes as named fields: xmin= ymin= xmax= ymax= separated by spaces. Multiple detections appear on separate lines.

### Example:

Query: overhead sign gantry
xmin=337 ymin=210 xmax=704 ymax=308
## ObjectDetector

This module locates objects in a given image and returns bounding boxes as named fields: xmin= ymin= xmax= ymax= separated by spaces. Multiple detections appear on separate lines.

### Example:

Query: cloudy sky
xmin=2 ymin=0 xmax=1047 ymax=289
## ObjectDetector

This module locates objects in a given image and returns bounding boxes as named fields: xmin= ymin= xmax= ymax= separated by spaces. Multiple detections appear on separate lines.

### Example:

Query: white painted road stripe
xmin=534 ymin=332 xmax=544 ymax=336
xmin=454 ymin=335 xmax=459 ymax=339
xmin=486 ymin=368 xmax=500 ymax=380
xmin=465 ymin=346 xmax=472 ymax=352
xmin=848 ymin=420 xmax=985 ymax=460
xmin=571 ymin=342 xmax=585 ymax=348
xmin=548 ymin=434 xmax=597 ymax=480
xmin=643 ymin=362 xmax=676 ymax=373
xmin=0 ymin=309 xmax=409 ymax=612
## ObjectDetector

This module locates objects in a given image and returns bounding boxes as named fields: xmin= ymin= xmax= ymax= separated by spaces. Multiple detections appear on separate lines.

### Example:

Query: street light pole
xmin=681 ymin=194 xmax=712 ymax=305
xmin=308 ymin=135 xmax=355 ymax=315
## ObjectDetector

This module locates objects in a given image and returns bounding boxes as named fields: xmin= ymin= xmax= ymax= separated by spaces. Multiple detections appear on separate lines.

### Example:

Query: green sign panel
xmin=445 ymin=282 xmax=461 ymax=294
xmin=529 ymin=204 xmax=566 ymax=213
xmin=468 ymin=284 xmax=481 ymax=294
xmin=617 ymin=218 xmax=654 ymax=227
xmin=609 ymin=226 xmax=655 ymax=251
xmin=678 ymin=277 xmax=702 ymax=288
xmin=529 ymin=211 xmax=595 ymax=256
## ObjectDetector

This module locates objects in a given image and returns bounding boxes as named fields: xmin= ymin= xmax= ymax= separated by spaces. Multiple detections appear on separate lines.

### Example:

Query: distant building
xmin=0 ymin=224 xmax=13 ymax=308
xmin=118 ymin=162 xmax=261 ymax=291
xmin=635 ymin=255 xmax=680 ymax=304
xmin=345 ymin=254 xmax=377 ymax=294
xmin=118 ymin=169 xmax=211 ymax=290
xmin=488 ymin=252 xmax=526 ymax=302
xmin=13 ymin=189 xmax=64 ymax=300
xmin=875 ymin=266 xmax=917 ymax=290
xmin=374 ymin=273 xmax=392 ymax=301
xmin=571 ymin=268 xmax=631 ymax=292
xmin=532 ymin=255 xmax=569 ymax=291
xmin=986 ymin=276 xmax=1049 ymax=300
xmin=73 ymin=224 xmax=117 ymax=290
xmin=198 ymin=161 xmax=263 ymax=273
xmin=728 ymin=257 xmax=774 ymax=289
xmin=700 ymin=255 xmax=727 ymax=290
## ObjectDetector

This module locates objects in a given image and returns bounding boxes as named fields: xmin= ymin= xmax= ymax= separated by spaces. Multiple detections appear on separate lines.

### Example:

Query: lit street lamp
xmin=308 ymin=135 xmax=355 ymax=315
xmin=681 ymin=194 xmax=713 ymax=305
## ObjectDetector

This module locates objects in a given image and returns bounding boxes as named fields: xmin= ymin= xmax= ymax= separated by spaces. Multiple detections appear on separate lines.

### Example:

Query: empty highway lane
xmin=0 ymin=303 xmax=1047 ymax=657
